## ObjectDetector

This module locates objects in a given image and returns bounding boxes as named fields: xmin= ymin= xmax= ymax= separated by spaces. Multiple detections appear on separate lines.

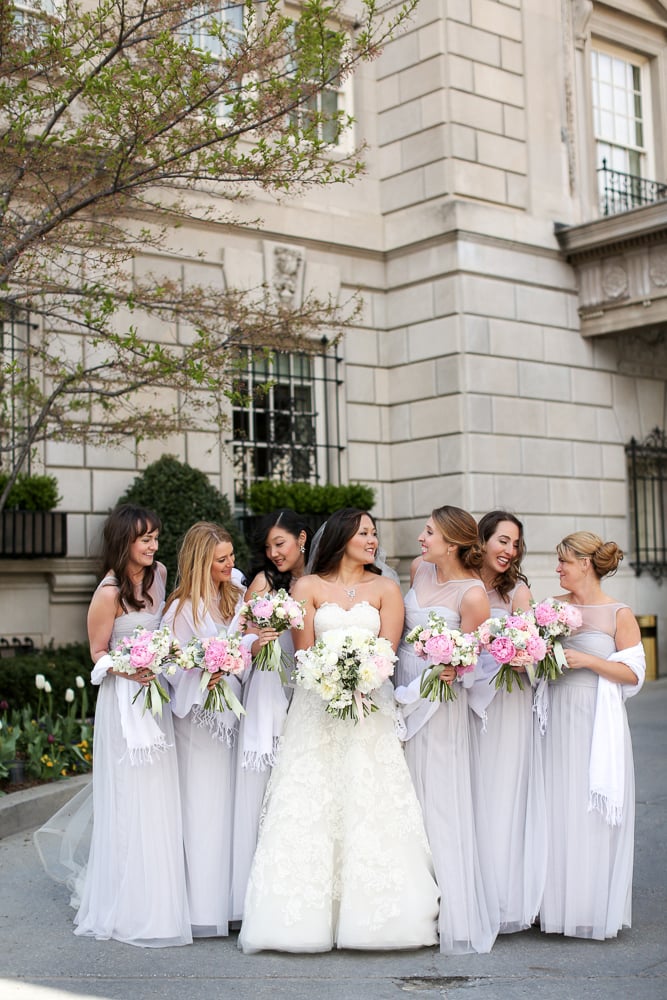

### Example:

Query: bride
xmin=239 ymin=508 xmax=439 ymax=953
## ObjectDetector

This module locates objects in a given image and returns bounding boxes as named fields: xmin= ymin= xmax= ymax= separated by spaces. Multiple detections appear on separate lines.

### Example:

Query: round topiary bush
xmin=119 ymin=455 xmax=248 ymax=588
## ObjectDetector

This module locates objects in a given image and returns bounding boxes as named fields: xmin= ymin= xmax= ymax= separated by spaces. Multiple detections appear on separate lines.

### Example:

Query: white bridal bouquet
xmin=294 ymin=626 xmax=397 ymax=722
xmin=405 ymin=611 xmax=480 ymax=702
xmin=176 ymin=631 xmax=251 ymax=717
xmin=239 ymin=589 xmax=306 ymax=683
xmin=109 ymin=625 xmax=178 ymax=717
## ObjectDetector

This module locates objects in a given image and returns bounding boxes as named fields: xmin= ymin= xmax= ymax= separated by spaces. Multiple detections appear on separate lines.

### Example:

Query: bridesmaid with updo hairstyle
xmin=540 ymin=531 xmax=645 ymax=940
xmin=468 ymin=511 xmax=546 ymax=934
xmin=395 ymin=505 xmax=499 ymax=954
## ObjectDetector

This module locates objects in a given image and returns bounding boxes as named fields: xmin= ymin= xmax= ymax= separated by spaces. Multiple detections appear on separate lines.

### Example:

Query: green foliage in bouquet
xmin=119 ymin=455 xmax=249 ymax=587
xmin=246 ymin=481 xmax=376 ymax=516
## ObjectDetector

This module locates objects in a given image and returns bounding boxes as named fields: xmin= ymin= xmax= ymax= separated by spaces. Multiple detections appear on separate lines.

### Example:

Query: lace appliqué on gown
xmin=239 ymin=602 xmax=438 ymax=953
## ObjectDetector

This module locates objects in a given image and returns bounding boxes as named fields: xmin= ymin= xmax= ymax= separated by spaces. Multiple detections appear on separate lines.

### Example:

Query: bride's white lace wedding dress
xmin=239 ymin=602 xmax=439 ymax=953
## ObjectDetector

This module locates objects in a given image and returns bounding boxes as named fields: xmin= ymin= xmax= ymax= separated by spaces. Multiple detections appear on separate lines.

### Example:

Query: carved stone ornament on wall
xmin=272 ymin=245 xmax=304 ymax=305
xmin=616 ymin=329 xmax=667 ymax=379
xmin=649 ymin=248 xmax=667 ymax=288
xmin=601 ymin=261 xmax=629 ymax=300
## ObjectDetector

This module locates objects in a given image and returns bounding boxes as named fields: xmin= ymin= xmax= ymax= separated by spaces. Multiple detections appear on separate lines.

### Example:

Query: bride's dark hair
xmin=311 ymin=508 xmax=382 ymax=578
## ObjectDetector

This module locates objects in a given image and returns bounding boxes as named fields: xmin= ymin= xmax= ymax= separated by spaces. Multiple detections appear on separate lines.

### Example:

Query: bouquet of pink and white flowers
xmin=109 ymin=625 xmax=178 ymax=717
xmin=531 ymin=599 xmax=583 ymax=681
xmin=239 ymin=589 xmax=306 ymax=682
xmin=476 ymin=611 xmax=547 ymax=692
xmin=294 ymin=626 xmax=397 ymax=722
xmin=176 ymin=631 xmax=251 ymax=717
xmin=405 ymin=612 xmax=480 ymax=703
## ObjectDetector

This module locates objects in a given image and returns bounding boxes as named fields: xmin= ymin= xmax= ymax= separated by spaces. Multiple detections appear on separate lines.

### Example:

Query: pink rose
xmin=204 ymin=639 xmax=230 ymax=673
xmin=506 ymin=615 xmax=528 ymax=630
xmin=413 ymin=640 xmax=424 ymax=656
xmin=420 ymin=629 xmax=432 ymax=643
xmin=526 ymin=635 xmax=547 ymax=660
xmin=227 ymin=646 xmax=250 ymax=675
xmin=476 ymin=622 xmax=492 ymax=645
xmin=533 ymin=601 xmax=559 ymax=627
xmin=489 ymin=636 xmax=517 ymax=664
xmin=370 ymin=654 xmax=394 ymax=682
xmin=251 ymin=598 xmax=274 ymax=621
xmin=511 ymin=649 xmax=533 ymax=668
xmin=558 ymin=604 xmax=582 ymax=630
xmin=424 ymin=633 xmax=455 ymax=665
xmin=129 ymin=637 xmax=156 ymax=669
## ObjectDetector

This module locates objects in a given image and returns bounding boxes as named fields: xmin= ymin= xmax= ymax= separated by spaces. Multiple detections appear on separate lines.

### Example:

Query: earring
xmin=300 ymin=545 xmax=306 ymax=554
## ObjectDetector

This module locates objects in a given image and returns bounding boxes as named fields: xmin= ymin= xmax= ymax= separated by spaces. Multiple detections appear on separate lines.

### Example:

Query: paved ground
xmin=1 ymin=680 xmax=666 ymax=1000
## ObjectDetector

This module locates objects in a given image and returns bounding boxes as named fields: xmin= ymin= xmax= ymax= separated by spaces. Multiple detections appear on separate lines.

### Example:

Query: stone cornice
xmin=555 ymin=202 xmax=667 ymax=262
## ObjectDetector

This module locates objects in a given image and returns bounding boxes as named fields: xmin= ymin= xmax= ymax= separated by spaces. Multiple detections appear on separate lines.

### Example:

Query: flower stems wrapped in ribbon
xmin=404 ymin=612 xmax=480 ymax=702
xmin=239 ymin=589 xmax=306 ymax=684
xmin=109 ymin=625 xmax=178 ymax=717
xmin=475 ymin=611 xmax=546 ymax=692
xmin=531 ymin=599 xmax=583 ymax=681
xmin=294 ymin=626 xmax=397 ymax=723
xmin=176 ymin=631 xmax=251 ymax=718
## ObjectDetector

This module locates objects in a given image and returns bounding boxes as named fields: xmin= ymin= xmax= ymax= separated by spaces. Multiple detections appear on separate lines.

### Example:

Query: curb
xmin=0 ymin=774 xmax=91 ymax=840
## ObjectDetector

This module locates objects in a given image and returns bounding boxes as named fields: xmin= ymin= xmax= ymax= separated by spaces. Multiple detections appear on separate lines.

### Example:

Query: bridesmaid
xmin=395 ymin=504 xmax=499 ymax=954
xmin=161 ymin=522 xmax=245 ymax=938
xmin=468 ymin=510 xmax=546 ymax=933
xmin=35 ymin=504 xmax=191 ymax=946
xmin=231 ymin=508 xmax=312 ymax=920
xmin=541 ymin=531 xmax=645 ymax=939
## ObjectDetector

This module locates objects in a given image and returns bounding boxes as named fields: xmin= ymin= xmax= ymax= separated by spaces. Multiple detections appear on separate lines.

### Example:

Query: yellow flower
xmin=80 ymin=740 xmax=88 ymax=748
xmin=60 ymin=769 xmax=67 ymax=776
xmin=46 ymin=760 xmax=53 ymax=768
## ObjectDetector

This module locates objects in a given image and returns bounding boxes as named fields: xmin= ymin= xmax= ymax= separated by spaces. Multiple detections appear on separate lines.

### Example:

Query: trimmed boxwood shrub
xmin=0 ymin=472 xmax=61 ymax=511
xmin=119 ymin=455 xmax=249 ymax=587
xmin=246 ymin=481 xmax=376 ymax=516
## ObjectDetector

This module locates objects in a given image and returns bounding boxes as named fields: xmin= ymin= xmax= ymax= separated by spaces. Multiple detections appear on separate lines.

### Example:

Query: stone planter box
xmin=0 ymin=511 xmax=67 ymax=559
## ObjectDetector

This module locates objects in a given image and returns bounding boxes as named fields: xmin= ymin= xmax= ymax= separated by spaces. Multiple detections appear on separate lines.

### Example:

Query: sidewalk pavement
xmin=1 ymin=680 xmax=666 ymax=1000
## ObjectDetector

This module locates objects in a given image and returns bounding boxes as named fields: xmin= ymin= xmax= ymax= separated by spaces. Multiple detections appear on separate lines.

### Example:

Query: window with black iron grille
xmin=231 ymin=342 xmax=342 ymax=510
xmin=626 ymin=428 xmax=667 ymax=579
xmin=0 ymin=306 xmax=33 ymax=476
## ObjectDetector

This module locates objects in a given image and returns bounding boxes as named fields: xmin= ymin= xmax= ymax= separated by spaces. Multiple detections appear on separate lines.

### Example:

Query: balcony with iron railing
xmin=598 ymin=159 xmax=667 ymax=217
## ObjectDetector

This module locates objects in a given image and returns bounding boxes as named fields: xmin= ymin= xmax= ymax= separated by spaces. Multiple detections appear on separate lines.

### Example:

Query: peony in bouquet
xmin=294 ymin=626 xmax=397 ymax=722
xmin=405 ymin=612 xmax=480 ymax=703
xmin=531 ymin=598 xmax=583 ymax=681
xmin=476 ymin=611 xmax=547 ymax=692
xmin=109 ymin=625 xmax=178 ymax=717
xmin=176 ymin=630 xmax=250 ymax=717
xmin=239 ymin=589 xmax=306 ymax=683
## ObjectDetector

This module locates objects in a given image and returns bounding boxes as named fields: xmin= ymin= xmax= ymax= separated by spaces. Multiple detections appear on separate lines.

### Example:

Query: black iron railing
xmin=626 ymin=428 xmax=667 ymax=580
xmin=0 ymin=511 xmax=68 ymax=558
xmin=230 ymin=342 xmax=343 ymax=512
xmin=599 ymin=159 xmax=667 ymax=216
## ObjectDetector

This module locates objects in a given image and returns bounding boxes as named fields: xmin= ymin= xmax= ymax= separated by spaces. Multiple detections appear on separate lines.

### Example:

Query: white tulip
xmin=75 ymin=675 xmax=85 ymax=689
xmin=65 ymin=688 xmax=75 ymax=703
xmin=44 ymin=681 xmax=52 ymax=694
xmin=35 ymin=674 xmax=46 ymax=690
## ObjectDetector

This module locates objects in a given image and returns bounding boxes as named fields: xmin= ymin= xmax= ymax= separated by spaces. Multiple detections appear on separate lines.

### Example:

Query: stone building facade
xmin=2 ymin=0 xmax=666 ymax=669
